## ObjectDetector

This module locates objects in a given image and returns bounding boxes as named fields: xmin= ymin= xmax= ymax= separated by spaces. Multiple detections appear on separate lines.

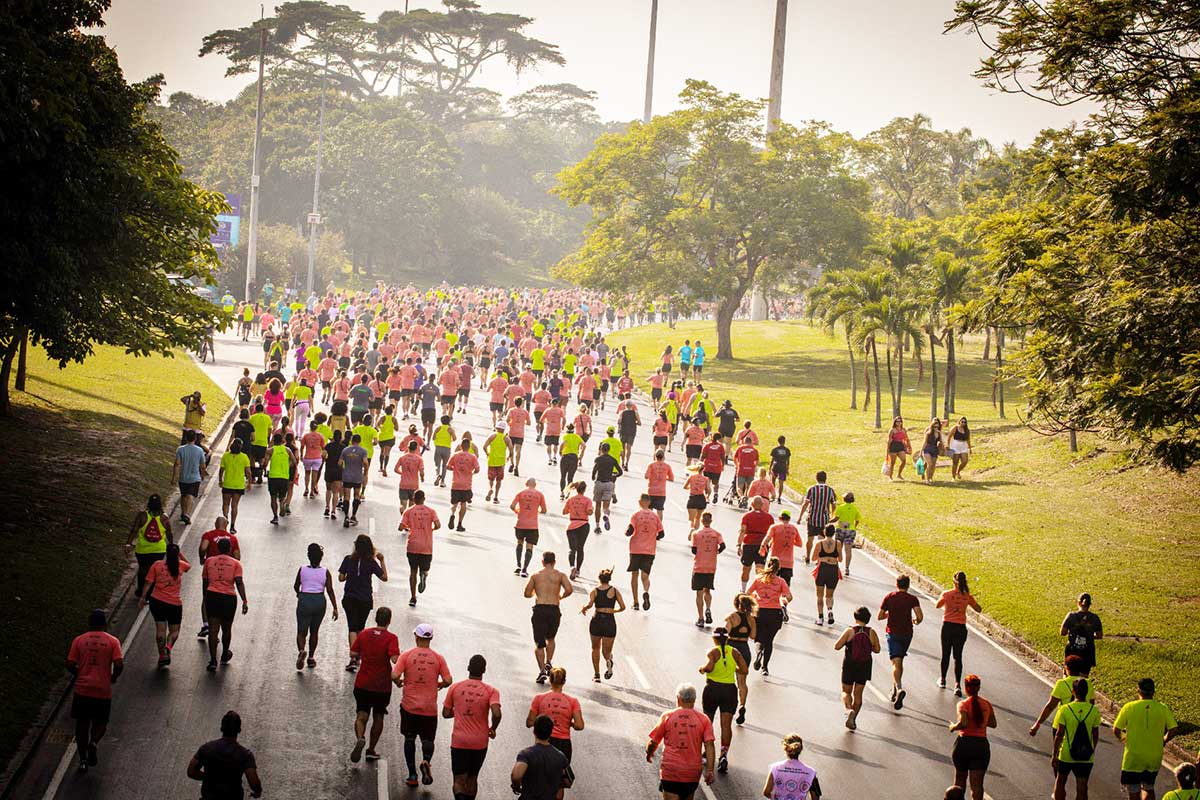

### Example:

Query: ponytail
xmin=954 ymin=571 xmax=970 ymax=594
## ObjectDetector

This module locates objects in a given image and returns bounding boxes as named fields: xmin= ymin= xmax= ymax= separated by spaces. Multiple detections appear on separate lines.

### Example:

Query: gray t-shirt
xmin=340 ymin=445 xmax=368 ymax=483
xmin=176 ymin=444 xmax=206 ymax=484
xmin=349 ymin=383 xmax=374 ymax=410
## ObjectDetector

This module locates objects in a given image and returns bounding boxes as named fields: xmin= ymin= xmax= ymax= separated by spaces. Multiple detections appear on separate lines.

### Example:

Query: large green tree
xmin=0 ymin=0 xmax=227 ymax=414
xmin=554 ymin=80 xmax=870 ymax=360
xmin=948 ymin=1 xmax=1200 ymax=468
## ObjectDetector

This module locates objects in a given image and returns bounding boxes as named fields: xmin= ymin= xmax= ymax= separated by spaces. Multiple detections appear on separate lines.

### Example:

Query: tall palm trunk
xmin=845 ymin=329 xmax=858 ymax=410
xmin=871 ymin=337 xmax=882 ymax=430
xmin=885 ymin=342 xmax=897 ymax=420
xmin=863 ymin=351 xmax=872 ymax=413
xmin=929 ymin=329 xmax=938 ymax=422
xmin=996 ymin=328 xmax=1005 ymax=419
xmin=896 ymin=336 xmax=905 ymax=418
xmin=943 ymin=327 xmax=957 ymax=417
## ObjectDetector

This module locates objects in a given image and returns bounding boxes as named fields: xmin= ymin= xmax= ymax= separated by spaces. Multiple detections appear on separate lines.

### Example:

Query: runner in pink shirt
xmin=510 ymin=478 xmax=547 ymax=577
xmin=689 ymin=513 xmax=726 ymax=628
xmin=301 ymin=422 xmax=326 ymax=499
xmin=644 ymin=450 xmax=675 ymax=520
xmin=527 ymin=668 xmax=585 ymax=764
xmin=626 ymin=495 xmax=665 ymax=611
xmin=445 ymin=441 xmax=479 ymax=532
xmin=442 ymin=654 xmax=501 ymax=798
xmin=487 ymin=374 xmax=508 ymax=425
xmin=561 ymin=482 xmax=594 ymax=580
xmin=540 ymin=400 xmax=566 ymax=465
xmin=505 ymin=399 xmax=531 ymax=477
xmin=398 ymin=491 xmax=441 ymax=607
xmin=647 ymin=684 xmax=716 ymax=798
xmin=392 ymin=624 xmax=453 ymax=788
xmin=396 ymin=440 xmax=425 ymax=515
xmin=66 ymin=610 xmax=124 ymax=772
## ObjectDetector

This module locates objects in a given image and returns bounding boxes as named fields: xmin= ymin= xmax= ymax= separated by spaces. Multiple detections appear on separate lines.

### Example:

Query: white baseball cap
xmin=414 ymin=623 xmax=434 ymax=639
xmin=496 ymin=422 xmax=508 ymax=432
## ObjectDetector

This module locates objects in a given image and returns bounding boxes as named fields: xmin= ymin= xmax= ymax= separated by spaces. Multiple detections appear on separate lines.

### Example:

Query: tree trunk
xmin=15 ymin=328 xmax=28 ymax=391
xmin=871 ymin=338 xmax=882 ymax=430
xmin=896 ymin=338 xmax=905 ymax=418
xmin=929 ymin=330 xmax=938 ymax=422
xmin=714 ymin=294 xmax=741 ymax=360
xmin=996 ymin=328 xmax=1005 ymax=419
xmin=982 ymin=326 xmax=991 ymax=361
xmin=846 ymin=330 xmax=857 ymax=410
xmin=885 ymin=343 xmax=897 ymax=421
xmin=0 ymin=336 xmax=18 ymax=416
xmin=863 ymin=349 xmax=872 ymax=413
xmin=943 ymin=328 xmax=956 ymax=417
xmin=915 ymin=336 xmax=924 ymax=384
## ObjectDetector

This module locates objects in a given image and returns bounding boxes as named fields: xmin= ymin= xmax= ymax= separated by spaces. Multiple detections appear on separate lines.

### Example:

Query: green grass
xmin=609 ymin=320 xmax=1200 ymax=751
xmin=0 ymin=346 xmax=228 ymax=770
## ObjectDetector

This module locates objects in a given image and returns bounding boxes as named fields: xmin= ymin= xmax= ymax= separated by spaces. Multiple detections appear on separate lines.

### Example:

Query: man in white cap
xmin=483 ymin=423 xmax=512 ymax=504
xmin=393 ymin=623 xmax=453 ymax=787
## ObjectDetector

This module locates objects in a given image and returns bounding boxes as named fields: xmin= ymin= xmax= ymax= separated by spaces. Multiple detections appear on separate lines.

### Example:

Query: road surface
xmin=18 ymin=330 xmax=1172 ymax=800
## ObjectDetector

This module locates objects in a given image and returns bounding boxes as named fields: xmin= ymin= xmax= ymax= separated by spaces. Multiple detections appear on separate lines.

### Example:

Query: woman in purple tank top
xmin=294 ymin=542 xmax=339 ymax=670
xmin=762 ymin=733 xmax=821 ymax=799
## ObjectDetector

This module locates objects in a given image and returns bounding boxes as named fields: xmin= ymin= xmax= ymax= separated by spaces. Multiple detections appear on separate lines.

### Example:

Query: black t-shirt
xmin=516 ymin=743 xmax=568 ymax=800
xmin=324 ymin=441 xmax=345 ymax=480
xmin=769 ymin=446 xmax=791 ymax=472
xmin=618 ymin=407 xmax=638 ymax=434
xmin=1064 ymin=610 xmax=1102 ymax=654
xmin=591 ymin=454 xmax=622 ymax=483
xmin=716 ymin=407 xmax=739 ymax=435
xmin=231 ymin=420 xmax=255 ymax=450
xmin=194 ymin=737 xmax=256 ymax=800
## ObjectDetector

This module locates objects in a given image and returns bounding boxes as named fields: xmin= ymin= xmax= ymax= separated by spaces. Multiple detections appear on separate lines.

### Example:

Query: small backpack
xmin=849 ymin=625 xmax=873 ymax=662
xmin=1067 ymin=706 xmax=1095 ymax=761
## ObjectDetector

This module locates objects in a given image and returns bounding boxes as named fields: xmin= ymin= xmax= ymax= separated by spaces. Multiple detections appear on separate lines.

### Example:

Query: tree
xmin=948 ymin=1 xmax=1200 ymax=468
xmin=927 ymin=252 xmax=972 ymax=418
xmin=554 ymin=80 xmax=870 ymax=360
xmin=0 ymin=0 xmax=227 ymax=414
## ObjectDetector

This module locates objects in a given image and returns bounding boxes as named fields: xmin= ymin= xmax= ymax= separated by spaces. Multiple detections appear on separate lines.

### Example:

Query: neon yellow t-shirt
xmin=559 ymin=432 xmax=583 ymax=456
xmin=487 ymin=435 xmax=507 ymax=467
xmin=835 ymin=502 xmax=861 ymax=530
xmin=1053 ymin=701 xmax=1100 ymax=763
xmin=1114 ymin=699 xmax=1177 ymax=772
xmin=352 ymin=425 xmax=378 ymax=459
xmin=220 ymin=451 xmax=251 ymax=490
xmin=1051 ymin=676 xmax=1094 ymax=705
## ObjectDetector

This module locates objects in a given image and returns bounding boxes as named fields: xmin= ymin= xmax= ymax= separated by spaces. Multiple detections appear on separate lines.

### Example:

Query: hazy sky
xmin=100 ymin=0 xmax=1089 ymax=145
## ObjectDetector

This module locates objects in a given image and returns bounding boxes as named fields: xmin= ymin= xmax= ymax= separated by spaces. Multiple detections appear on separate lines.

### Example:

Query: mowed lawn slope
xmin=609 ymin=320 xmax=1200 ymax=750
xmin=0 ymin=346 xmax=228 ymax=769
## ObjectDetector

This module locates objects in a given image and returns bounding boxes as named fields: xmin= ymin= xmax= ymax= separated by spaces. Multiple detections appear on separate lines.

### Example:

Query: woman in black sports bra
xmin=723 ymin=593 xmax=757 ymax=725
xmin=814 ymin=524 xmax=843 ymax=627
xmin=580 ymin=569 xmax=625 ymax=683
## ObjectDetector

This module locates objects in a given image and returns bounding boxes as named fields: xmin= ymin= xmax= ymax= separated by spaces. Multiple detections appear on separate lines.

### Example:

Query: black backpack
xmin=1066 ymin=706 xmax=1095 ymax=762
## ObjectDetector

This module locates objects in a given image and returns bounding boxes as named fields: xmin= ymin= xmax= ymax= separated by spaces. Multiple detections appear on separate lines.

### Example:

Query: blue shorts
xmin=886 ymin=633 xmax=912 ymax=660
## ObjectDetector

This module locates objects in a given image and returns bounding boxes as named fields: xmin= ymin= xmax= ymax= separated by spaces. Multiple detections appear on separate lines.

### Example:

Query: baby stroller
xmin=722 ymin=479 xmax=748 ymax=509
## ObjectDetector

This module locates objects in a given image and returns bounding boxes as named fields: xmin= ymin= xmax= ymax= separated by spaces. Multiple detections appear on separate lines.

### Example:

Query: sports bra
xmin=728 ymin=611 xmax=752 ymax=640
xmin=593 ymin=586 xmax=617 ymax=612
xmin=817 ymin=539 xmax=839 ymax=561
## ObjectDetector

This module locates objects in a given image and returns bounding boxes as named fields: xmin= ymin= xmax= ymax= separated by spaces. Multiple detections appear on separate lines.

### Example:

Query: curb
xmin=0 ymin=390 xmax=239 ymax=800
xmin=625 ymin=378 xmax=1198 ymax=766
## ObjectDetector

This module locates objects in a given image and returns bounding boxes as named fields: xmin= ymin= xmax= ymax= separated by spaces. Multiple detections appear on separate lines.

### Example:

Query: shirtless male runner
xmin=522 ymin=552 xmax=574 ymax=685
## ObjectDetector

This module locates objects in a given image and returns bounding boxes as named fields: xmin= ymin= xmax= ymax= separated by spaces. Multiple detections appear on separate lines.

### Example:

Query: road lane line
xmin=625 ymin=655 xmax=651 ymax=690
xmin=369 ymin=516 xmax=376 ymax=536
xmin=378 ymin=757 xmax=390 ymax=800
xmin=700 ymin=779 xmax=718 ymax=800
xmin=865 ymin=681 xmax=891 ymax=705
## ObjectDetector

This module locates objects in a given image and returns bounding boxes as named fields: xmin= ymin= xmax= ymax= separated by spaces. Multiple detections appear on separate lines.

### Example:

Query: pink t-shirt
xmin=393 ymin=647 xmax=452 ymax=716
xmin=444 ymin=679 xmax=500 ymax=750
xmin=488 ymin=377 xmax=508 ymax=404
xmin=402 ymin=504 xmax=439 ymax=555
xmin=628 ymin=509 xmax=664 ymax=555
xmin=398 ymin=452 xmax=423 ymax=490
xmin=541 ymin=406 xmax=565 ymax=436
xmin=684 ymin=473 xmax=710 ymax=496
xmin=513 ymin=488 xmax=546 ymax=529
xmin=506 ymin=407 xmax=530 ymax=438
xmin=645 ymin=461 xmax=675 ymax=496
xmin=446 ymin=451 xmax=478 ymax=490
xmin=530 ymin=690 xmax=582 ymax=740
xmin=939 ymin=590 xmax=978 ymax=624
xmin=690 ymin=527 xmax=724 ymax=574
xmin=202 ymin=554 xmax=243 ymax=596
xmin=301 ymin=431 xmax=325 ymax=460
xmin=564 ymin=494 xmax=593 ymax=530
xmin=749 ymin=575 xmax=791 ymax=609
xmin=761 ymin=523 xmax=802 ymax=568
xmin=145 ymin=558 xmax=191 ymax=605
xmin=649 ymin=707 xmax=715 ymax=782
xmin=68 ymin=631 xmax=124 ymax=699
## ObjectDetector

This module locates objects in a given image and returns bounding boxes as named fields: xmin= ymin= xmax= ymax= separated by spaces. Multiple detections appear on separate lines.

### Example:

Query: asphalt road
xmin=23 ymin=330 xmax=1173 ymax=800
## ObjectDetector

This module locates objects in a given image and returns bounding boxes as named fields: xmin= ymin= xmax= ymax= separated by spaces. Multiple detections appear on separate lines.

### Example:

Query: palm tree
xmin=927 ymin=254 xmax=971 ymax=418
xmin=807 ymin=273 xmax=861 ymax=409
xmin=855 ymin=302 xmax=887 ymax=430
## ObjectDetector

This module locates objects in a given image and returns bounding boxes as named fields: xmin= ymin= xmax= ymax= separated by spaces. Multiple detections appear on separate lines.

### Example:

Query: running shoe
xmin=717 ymin=754 xmax=728 ymax=774
xmin=603 ymin=515 xmax=610 ymax=531
xmin=782 ymin=606 xmax=789 ymax=623
xmin=296 ymin=652 xmax=306 ymax=671
xmin=448 ymin=514 xmax=455 ymax=529
xmin=408 ymin=598 xmax=417 ymax=607
xmin=735 ymin=706 xmax=746 ymax=726
xmin=421 ymin=759 xmax=434 ymax=784
xmin=643 ymin=592 xmax=651 ymax=610
xmin=366 ymin=750 xmax=381 ymax=763
xmin=894 ymin=689 xmax=906 ymax=711
xmin=815 ymin=617 xmax=824 ymax=626
xmin=695 ymin=618 xmax=705 ymax=628
xmin=220 ymin=650 xmax=233 ymax=664
xmin=87 ymin=743 xmax=98 ymax=767
xmin=207 ymin=660 xmax=218 ymax=672
xmin=845 ymin=710 xmax=857 ymax=730
xmin=593 ymin=673 xmax=601 ymax=683
xmin=350 ymin=738 xmax=365 ymax=763
xmin=405 ymin=774 xmax=419 ymax=787
xmin=270 ymin=516 xmax=279 ymax=525
xmin=521 ymin=569 xmax=529 ymax=578
xmin=604 ymin=659 xmax=614 ymax=680
xmin=536 ymin=665 xmax=549 ymax=684
xmin=456 ymin=525 xmax=465 ymax=532
xmin=954 ymin=684 xmax=963 ymax=698
xmin=762 ymin=666 xmax=770 ymax=677
xmin=77 ymin=757 xmax=88 ymax=774
xmin=514 ymin=568 xmax=522 ymax=575
xmin=418 ymin=572 xmax=427 ymax=593
xmin=827 ymin=611 xmax=835 ymax=625
xmin=704 ymin=609 xmax=712 ymax=624
xmin=753 ymin=649 xmax=763 ymax=671
xmin=937 ymin=678 xmax=946 ymax=689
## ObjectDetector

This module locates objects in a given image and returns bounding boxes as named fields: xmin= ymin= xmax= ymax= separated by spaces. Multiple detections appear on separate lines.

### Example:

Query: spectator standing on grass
xmin=181 ymin=391 xmax=206 ymax=443
xmin=884 ymin=416 xmax=911 ymax=480
xmin=188 ymin=710 xmax=262 ymax=799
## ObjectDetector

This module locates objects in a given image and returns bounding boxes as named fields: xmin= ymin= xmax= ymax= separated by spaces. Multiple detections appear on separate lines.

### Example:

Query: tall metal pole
xmin=642 ymin=0 xmax=659 ymax=123
xmin=244 ymin=11 xmax=268 ymax=302
xmin=752 ymin=0 xmax=788 ymax=321
xmin=305 ymin=53 xmax=329 ymax=297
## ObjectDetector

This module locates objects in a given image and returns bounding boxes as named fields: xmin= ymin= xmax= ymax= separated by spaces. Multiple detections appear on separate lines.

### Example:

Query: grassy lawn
xmin=0 ymin=346 xmax=228 ymax=770
xmin=609 ymin=320 xmax=1200 ymax=751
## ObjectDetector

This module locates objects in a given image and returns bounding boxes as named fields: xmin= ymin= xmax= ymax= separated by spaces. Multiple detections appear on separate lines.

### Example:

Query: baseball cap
xmin=779 ymin=510 xmax=791 ymax=519
xmin=414 ymin=623 xmax=434 ymax=639
xmin=495 ymin=422 xmax=507 ymax=431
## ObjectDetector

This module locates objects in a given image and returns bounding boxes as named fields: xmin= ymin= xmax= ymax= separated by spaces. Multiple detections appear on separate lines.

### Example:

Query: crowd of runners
xmin=63 ymin=284 xmax=1189 ymax=800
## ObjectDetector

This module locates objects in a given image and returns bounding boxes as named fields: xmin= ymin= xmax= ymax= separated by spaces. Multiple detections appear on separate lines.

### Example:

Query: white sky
xmin=100 ymin=0 xmax=1089 ymax=145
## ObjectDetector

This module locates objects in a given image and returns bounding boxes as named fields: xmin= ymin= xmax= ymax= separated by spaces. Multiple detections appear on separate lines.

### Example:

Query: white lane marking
xmin=625 ymin=655 xmax=651 ymax=690
xmin=700 ymin=779 xmax=718 ymax=800
xmin=369 ymin=516 xmax=376 ymax=536
xmin=378 ymin=757 xmax=390 ymax=800
xmin=865 ymin=681 xmax=891 ymax=705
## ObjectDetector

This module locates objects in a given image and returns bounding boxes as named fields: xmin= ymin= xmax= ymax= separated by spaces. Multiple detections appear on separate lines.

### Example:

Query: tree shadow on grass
xmin=0 ymin=403 xmax=179 ymax=768
xmin=25 ymin=374 xmax=182 ymax=431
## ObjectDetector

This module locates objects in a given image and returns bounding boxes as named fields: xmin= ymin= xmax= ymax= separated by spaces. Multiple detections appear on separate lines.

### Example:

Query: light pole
xmin=751 ymin=0 xmax=788 ymax=321
xmin=305 ymin=53 xmax=329 ymax=297
xmin=643 ymin=0 xmax=659 ymax=123
xmin=244 ymin=10 xmax=268 ymax=302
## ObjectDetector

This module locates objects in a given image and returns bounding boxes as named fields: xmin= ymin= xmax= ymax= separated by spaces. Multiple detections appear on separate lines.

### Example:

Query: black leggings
xmin=756 ymin=608 xmax=784 ymax=670
xmin=567 ymin=524 xmax=590 ymax=569
xmin=559 ymin=453 xmax=579 ymax=491
xmin=940 ymin=622 xmax=968 ymax=683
